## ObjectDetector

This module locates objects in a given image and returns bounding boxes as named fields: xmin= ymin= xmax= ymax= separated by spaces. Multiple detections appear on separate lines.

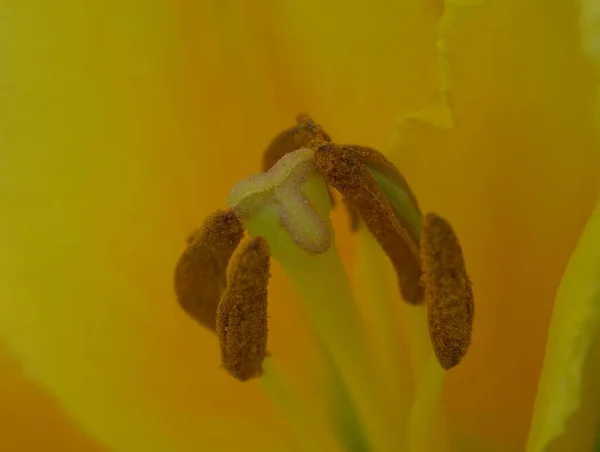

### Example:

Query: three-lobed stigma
xmin=228 ymin=147 xmax=331 ymax=255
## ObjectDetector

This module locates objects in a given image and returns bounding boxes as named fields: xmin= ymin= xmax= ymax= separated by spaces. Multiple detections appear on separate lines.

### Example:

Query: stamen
xmin=313 ymin=141 xmax=424 ymax=304
xmin=245 ymin=198 xmax=402 ymax=451
xmin=262 ymin=114 xmax=331 ymax=171
xmin=348 ymin=145 xmax=422 ymax=243
xmin=173 ymin=209 xmax=244 ymax=332
xmin=420 ymin=213 xmax=474 ymax=370
xmin=229 ymin=148 xmax=331 ymax=254
xmin=347 ymin=146 xmax=422 ymax=215
xmin=216 ymin=236 xmax=270 ymax=382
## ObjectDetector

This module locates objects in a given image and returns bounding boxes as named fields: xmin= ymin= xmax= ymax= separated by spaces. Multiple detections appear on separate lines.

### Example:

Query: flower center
xmin=173 ymin=116 xmax=475 ymax=452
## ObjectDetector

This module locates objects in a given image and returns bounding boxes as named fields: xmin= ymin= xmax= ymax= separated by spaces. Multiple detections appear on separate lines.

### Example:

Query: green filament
xmin=404 ymin=306 xmax=447 ymax=452
xmin=355 ymin=229 xmax=411 ymax=433
xmin=356 ymin=223 xmax=447 ymax=452
xmin=407 ymin=353 xmax=446 ymax=452
xmin=319 ymin=343 xmax=371 ymax=452
xmin=260 ymin=358 xmax=340 ymax=451
xmin=244 ymin=174 xmax=400 ymax=451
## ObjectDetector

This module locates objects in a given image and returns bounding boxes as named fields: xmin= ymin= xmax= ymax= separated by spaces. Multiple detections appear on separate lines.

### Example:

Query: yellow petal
xmin=546 ymin=335 xmax=600 ymax=452
xmin=1 ymin=0 xmax=439 ymax=450
xmin=526 ymin=196 xmax=600 ymax=451
xmin=237 ymin=0 xmax=439 ymax=146
xmin=581 ymin=0 xmax=600 ymax=80
xmin=0 ymin=2 xmax=289 ymax=450
xmin=527 ymin=2 xmax=600 ymax=446
xmin=393 ymin=0 xmax=600 ymax=447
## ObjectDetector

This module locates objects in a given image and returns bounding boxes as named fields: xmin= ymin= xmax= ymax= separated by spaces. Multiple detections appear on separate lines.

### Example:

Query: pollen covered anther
xmin=263 ymin=114 xmax=341 ymax=210
xmin=313 ymin=142 xmax=424 ymax=304
xmin=348 ymin=145 xmax=422 ymax=243
xmin=421 ymin=213 xmax=474 ymax=370
xmin=174 ymin=209 xmax=244 ymax=332
xmin=262 ymin=114 xmax=331 ymax=171
xmin=216 ymin=236 xmax=270 ymax=382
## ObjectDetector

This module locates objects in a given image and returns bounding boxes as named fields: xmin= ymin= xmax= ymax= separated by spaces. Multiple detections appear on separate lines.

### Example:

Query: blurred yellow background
xmin=0 ymin=0 xmax=599 ymax=451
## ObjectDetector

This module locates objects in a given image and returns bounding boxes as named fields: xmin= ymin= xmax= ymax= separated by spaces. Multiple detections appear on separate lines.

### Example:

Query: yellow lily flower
xmin=1 ymin=1 xmax=599 ymax=451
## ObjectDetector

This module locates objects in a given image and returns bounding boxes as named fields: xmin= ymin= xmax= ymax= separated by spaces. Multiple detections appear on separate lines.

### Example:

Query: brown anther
xmin=216 ymin=236 xmax=270 ymax=382
xmin=347 ymin=145 xmax=422 ymax=242
xmin=421 ymin=213 xmax=474 ymax=370
xmin=263 ymin=114 xmax=337 ymax=208
xmin=313 ymin=141 xmax=424 ymax=304
xmin=174 ymin=209 xmax=244 ymax=332
xmin=262 ymin=114 xmax=332 ymax=171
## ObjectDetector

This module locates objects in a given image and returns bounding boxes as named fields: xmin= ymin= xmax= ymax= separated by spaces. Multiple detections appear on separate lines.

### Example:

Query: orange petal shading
xmin=0 ymin=345 xmax=106 ymax=452
xmin=0 ymin=0 xmax=440 ymax=450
